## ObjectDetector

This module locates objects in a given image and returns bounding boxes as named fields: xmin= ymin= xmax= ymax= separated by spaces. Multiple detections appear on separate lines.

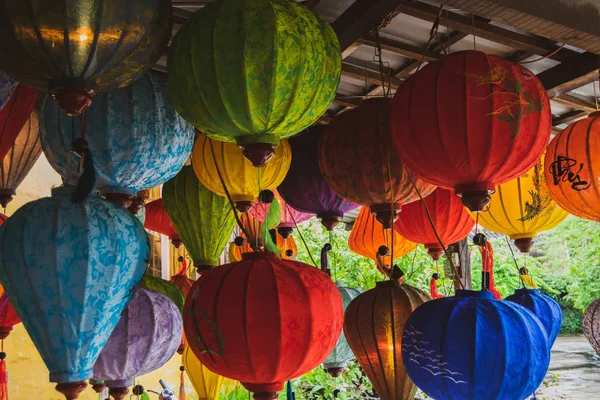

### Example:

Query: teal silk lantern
xmin=41 ymin=73 xmax=194 ymax=207
xmin=168 ymin=0 xmax=341 ymax=167
xmin=0 ymin=186 xmax=149 ymax=399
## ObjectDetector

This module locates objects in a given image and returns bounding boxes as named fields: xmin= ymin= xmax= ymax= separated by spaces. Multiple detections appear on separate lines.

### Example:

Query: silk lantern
xmin=0 ymin=186 xmax=149 ymax=400
xmin=394 ymin=188 xmax=475 ymax=260
xmin=144 ymin=199 xmax=182 ymax=248
xmin=583 ymin=298 xmax=600 ymax=356
xmin=277 ymin=233 xmax=298 ymax=261
xmin=344 ymin=281 xmax=430 ymax=400
xmin=93 ymin=288 xmax=182 ymax=400
xmin=0 ymin=109 xmax=41 ymax=208
xmin=140 ymin=275 xmax=185 ymax=314
xmin=0 ymin=83 xmax=37 ymax=162
xmin=391 ymin=50 xmax=551 ymax=212
xmin=168 ymin=0 xmax=341 ymax=167
xmin=545 ymin=112 xmax=600 ymax=222
xmin=320 ymin=98 xmax=436 ymax=228
xmin=0 ymin=293 xmax=19 ymax=340
xmin=183 ymin=345 xmax=228 ymax=400
xmin=323 ymin=284 xmax=362 ymax=377
xmin=349 ymin=207 xmax=417 ymax=279
xmin=184 ymin=252 xmax=343 ymax=399
xmin=278 ymin=126 xmax=358 ymax=231
xmin=0 ymin=0 xmax=171 ymax=115
xmin=506 ymin=288 xmax=562 ymax=348
xmin=171 ymin=267 xmax=195 ymax=354
xmin=403 ymin=290 xmax=550 ymax=400
xmin=479 ymin=159 xmax=568 ymax=252
xmin=163 ymin=166 xmax=236 ymax=272
xmin=41 ymin=73 xmax=194 ymax=206
xmin=0 ymin=70 xmax=17 ymax=111
xmin=192 ymin=134 xmax=291 ymax=212
xmin=250 ymin=190 xmax=312 ymax=238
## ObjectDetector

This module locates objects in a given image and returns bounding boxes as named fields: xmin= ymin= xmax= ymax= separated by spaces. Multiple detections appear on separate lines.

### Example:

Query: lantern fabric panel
xmin=184 ymin=252 xmax=344 ymax=396
xmin=192 ymin=134 xmax=291 ymax=206
xmin=183 ymin=345 xmax=226 ymax=400
xmin=583 ymin=298 xmax=600 ymax=356
xmin=403 ymin=290 xmax=550 ymax=400
xmin=544 ymin=113 xmax=600 ymax=222
xmin=40 ymin=73 xmax=194 ymax=195
xmin=168 ymin=0 xmax=341 ymax=146
xmin=144 ymin=199 xmax=181 ymax=247
xmin=391 ymin=50 xmax=551 ymax=211
xmin=0 ymin=187 xmax=149 ymax=383
xmin=0 ymin=108 xmax=41 ymax=208
xmin=0 ymin=84 xmax=37 ymax=162
xmin=506 ymin=289 xmax=562 ymax=347
xmin=0 ymin=70 xmax=17 ymax=111
xmin=0 ymin=293 xmax=20 ymax=339
xmin=163 ymin=166 xmax=236 ymax=268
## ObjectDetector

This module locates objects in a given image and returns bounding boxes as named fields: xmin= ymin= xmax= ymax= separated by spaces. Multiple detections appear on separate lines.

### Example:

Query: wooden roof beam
xmin=537 ymin=51 xmax=599 ymax=97
xmin=552 ymin=94 xmax=598 ymax=114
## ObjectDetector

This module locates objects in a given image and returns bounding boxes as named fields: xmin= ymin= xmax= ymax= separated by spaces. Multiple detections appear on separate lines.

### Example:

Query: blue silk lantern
xmin=506 ymin=288 xmax=562 ymax=348
xmin=323 ymin=284 xmax=362 ymax=377
xmin=402 ymin=290 xmax=550 ymax=400
xmin=0 ymin=186 xmax=149 ymax=399
xmin=40 ymin=72 xmax=194 ymax=206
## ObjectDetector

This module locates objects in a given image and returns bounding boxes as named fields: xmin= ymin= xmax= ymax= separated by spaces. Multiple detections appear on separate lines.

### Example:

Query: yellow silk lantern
xmin=478 ymin=159 xmax=568 ymax=252
xmin=349 ymin=207 xmax=416 ymax=279
xmin=192 ymin=134 xmax=291 ymax=212
xmin=183 ymin=345 xmax=228 ymax=400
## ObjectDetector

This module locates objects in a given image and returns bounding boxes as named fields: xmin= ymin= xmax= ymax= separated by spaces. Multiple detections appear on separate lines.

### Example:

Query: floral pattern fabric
xmin=0 ymin=186 xmax=149 ymax=382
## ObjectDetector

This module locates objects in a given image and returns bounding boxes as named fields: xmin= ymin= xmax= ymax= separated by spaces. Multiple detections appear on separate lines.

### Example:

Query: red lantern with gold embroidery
xmin=391 ymin=50 xmax=551 ymax=212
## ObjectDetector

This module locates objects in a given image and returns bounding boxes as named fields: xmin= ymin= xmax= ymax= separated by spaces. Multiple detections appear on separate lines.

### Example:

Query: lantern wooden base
xmin=374 ymin=209 xmax=398 ymax=230
xmin=514 ymin=237 xmax=533 ymax=253
xmin=0 ymin=191 xmax=14 ymax=209
xmin=109 ymin=386 xmax=129 ymax=400
xmin=242 ymin=143 xmax=275 ymax=167
xmin=172 ymin=238 xmax=183 ymax=248
xmin=104 ymin=193 xmax=135 ymax=209
xmin=320 ymin=215 xmax=341 ymax=231
xmin=49 ymin=86 xmax=96 ymax=117
xmin=55 ymin=381 xmax=87 ymax=400
xmin=326 ymin=367 xmax=344 ymax=377
xmin=459 ymin=190 xmax=491 ymax=212
xmin=277 ymin=227 xmax=293 ymax=239
xmin=427 ymin=247 xmax=443 ymax=261
xmin=91 ymin=382 xmax=106 ymax=393
xmin=235 ymin=201 xmax=253 ymax=213
xmin=253 ymin=392 xmax=278 ymax=400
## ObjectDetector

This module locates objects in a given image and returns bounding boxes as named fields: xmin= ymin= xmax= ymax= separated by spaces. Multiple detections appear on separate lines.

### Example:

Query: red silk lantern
xmin=0 ymin=293 xmax=19 ymax=340
xmin=319 ymin=98 xmax=436 ymax=228
xmin=394 ymin=188 xmax=475 ymax=260
xmin=183 ymin=252 xmax=343 ymax=399
xmin=391 ymin=50 xmax=551 ymax=212
xmin=0 ymin=84 xmax=37 ymax=161
xmin=144 ymin=199 xmax=182 ymax=248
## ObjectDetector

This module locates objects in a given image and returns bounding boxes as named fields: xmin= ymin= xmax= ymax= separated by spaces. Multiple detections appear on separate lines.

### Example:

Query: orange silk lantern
xmin=544 ymin=112 xmax=600 ymax=222
xmin=277 ymin=233 xmax=298 ymax=260
xmin=348 ymin=207 xmax=416 ymax=279
xmin=391 ymin=50 xmax=551 ymax=212
xmin=144 ymin=199 xmax=182 ymax=248
xmin=319 ymin=98 xmax=436 ymax=228
xmin=394 ymin=188 xmax=475 ymax=260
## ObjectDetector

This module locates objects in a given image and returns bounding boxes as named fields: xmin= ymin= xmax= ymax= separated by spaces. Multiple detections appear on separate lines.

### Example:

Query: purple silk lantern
xmin=278 ymin=126 xmax=358 ymax=231
xmin=93 ymin=288 xmax=182 ymax=400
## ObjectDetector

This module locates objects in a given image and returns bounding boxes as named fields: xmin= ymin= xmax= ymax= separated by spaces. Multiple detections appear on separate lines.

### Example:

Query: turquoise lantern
xmin=40 ymin=72 xmax=194 ymax=207
xmin=0 ymin=186 xmax=149 ymax=400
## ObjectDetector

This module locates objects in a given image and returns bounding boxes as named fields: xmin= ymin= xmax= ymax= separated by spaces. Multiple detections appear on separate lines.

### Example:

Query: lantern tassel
xmin=179 ymin=366 xmax=185 ymax=400
xmin=0 ymin=341 xmax=7 ymax=400
xmin=320 ymin=243 xmax=332 ymax=275
xmin=429 ymin=278 xmax=443 ymax=299
xmin=480 ymin=242 xmax=501 ymax=299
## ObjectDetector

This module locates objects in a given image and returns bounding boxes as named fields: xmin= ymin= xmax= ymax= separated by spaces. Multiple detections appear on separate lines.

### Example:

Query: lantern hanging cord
xmin=412 ymin=181 xmax=464 ymax=290
xmin=594 ymin=78 xmax=599 ymax=111
xmin=416 ymin=3 xmax=444 ymax=73
xmin=329 ymin=230 xmax=337 ymax=281
xmin=519 ymin=43 xmax=566 ymax=65
xmin=385 ymin=147 xmax=396 ymax=274
xmin=208 ymin=139 xmax=252 ymax=239
xmin=505 ymin=236 xmax=526 ymax=289
xmin=287 ymin=204 xmax=318 ymax=267
xmin=257 ymin=167 xmax=262 ymax=251
xmin=373 ymin=29 xmax=391 ymax=98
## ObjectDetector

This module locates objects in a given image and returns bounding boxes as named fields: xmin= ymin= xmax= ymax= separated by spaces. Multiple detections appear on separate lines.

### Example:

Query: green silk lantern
xmin=168 ymin=0 xmax=341 ymax=167
xmin=140 ymin=275 xmax=185 ymax=314
xmin=163 ymin=166 xmax=236 ymax=273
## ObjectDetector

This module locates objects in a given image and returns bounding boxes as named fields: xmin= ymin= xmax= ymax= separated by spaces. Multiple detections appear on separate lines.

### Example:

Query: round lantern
xmin=183 ymin=345 xmax=229 ymax=400
xmin=250 ymin=190 xmax=313 ymax=238
xmin=394 ymin=188 xmax=475 ymax=260
xmin=583 ymin=298 xmax=600 ymax=356
xmin=349 ymin=207 xmax=417 ymax=278
xmin=184 ymin=252 xmax=344 ymax=399
xmin=0 ymin=109 xmax=41 ymax=208
xmin=544 ymin=112 xmax=600 ymax=222
xmin=163 ymin=166 xmax=236 ymax=272
xmin=168 ymin=0 xmax=341 ymax=167
xmin=323 ymin=284 xmax=362 ymax=377
xmin=41 ymin=73 xmax=194 ymax=206
xmin=278 ymin=126 xmax=358 ymax=231
xmin=344 ymin=281 xmax=430 ymax=400
xmin=320 ymin=98 xmax=436 ymax=228
xmin=506 ymin=288 xmax=562 ymax=347
xmin=391 ymin=50 xmax=551 ymax=212
xmin=403 ymin=290 xmax=550 ymax=399
xmin=0 ymin=293 xmax=19 ymax=340
xmin=479 ymin=159 xmax=568 ymax=252
xmin=0 ymin=186 xmax=149 ymax=399
xmin=0 ymin=0 xmax=171 ymax=115
xmin=0 ymin=83 xmax=37 ymax=162
xmin=144 ymin=199 xmax=181 ymax=248
xmin=192 ymin=134 xmax=291 ymax=212
xmin=170 ymin=267 xmax=196 ymax=355
xmin=93 ymin=288 xmax=182 ymax=400
xmin=0 ymin=70 xmax=18 ymax=111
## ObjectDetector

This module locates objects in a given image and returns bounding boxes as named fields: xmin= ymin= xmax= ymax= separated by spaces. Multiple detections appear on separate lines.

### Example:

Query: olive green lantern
xmin=163 ymin=166 xmax=237 ymax=273
xmin=0 ymin=0 xmax=171 ymax=116
xmin=168 ymin=0 xmax=341 ymax=167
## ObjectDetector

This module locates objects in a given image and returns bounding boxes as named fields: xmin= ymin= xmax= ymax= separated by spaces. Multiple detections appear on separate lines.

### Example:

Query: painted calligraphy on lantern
xmin=549 ymin=156 xmax=591 ymax=191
